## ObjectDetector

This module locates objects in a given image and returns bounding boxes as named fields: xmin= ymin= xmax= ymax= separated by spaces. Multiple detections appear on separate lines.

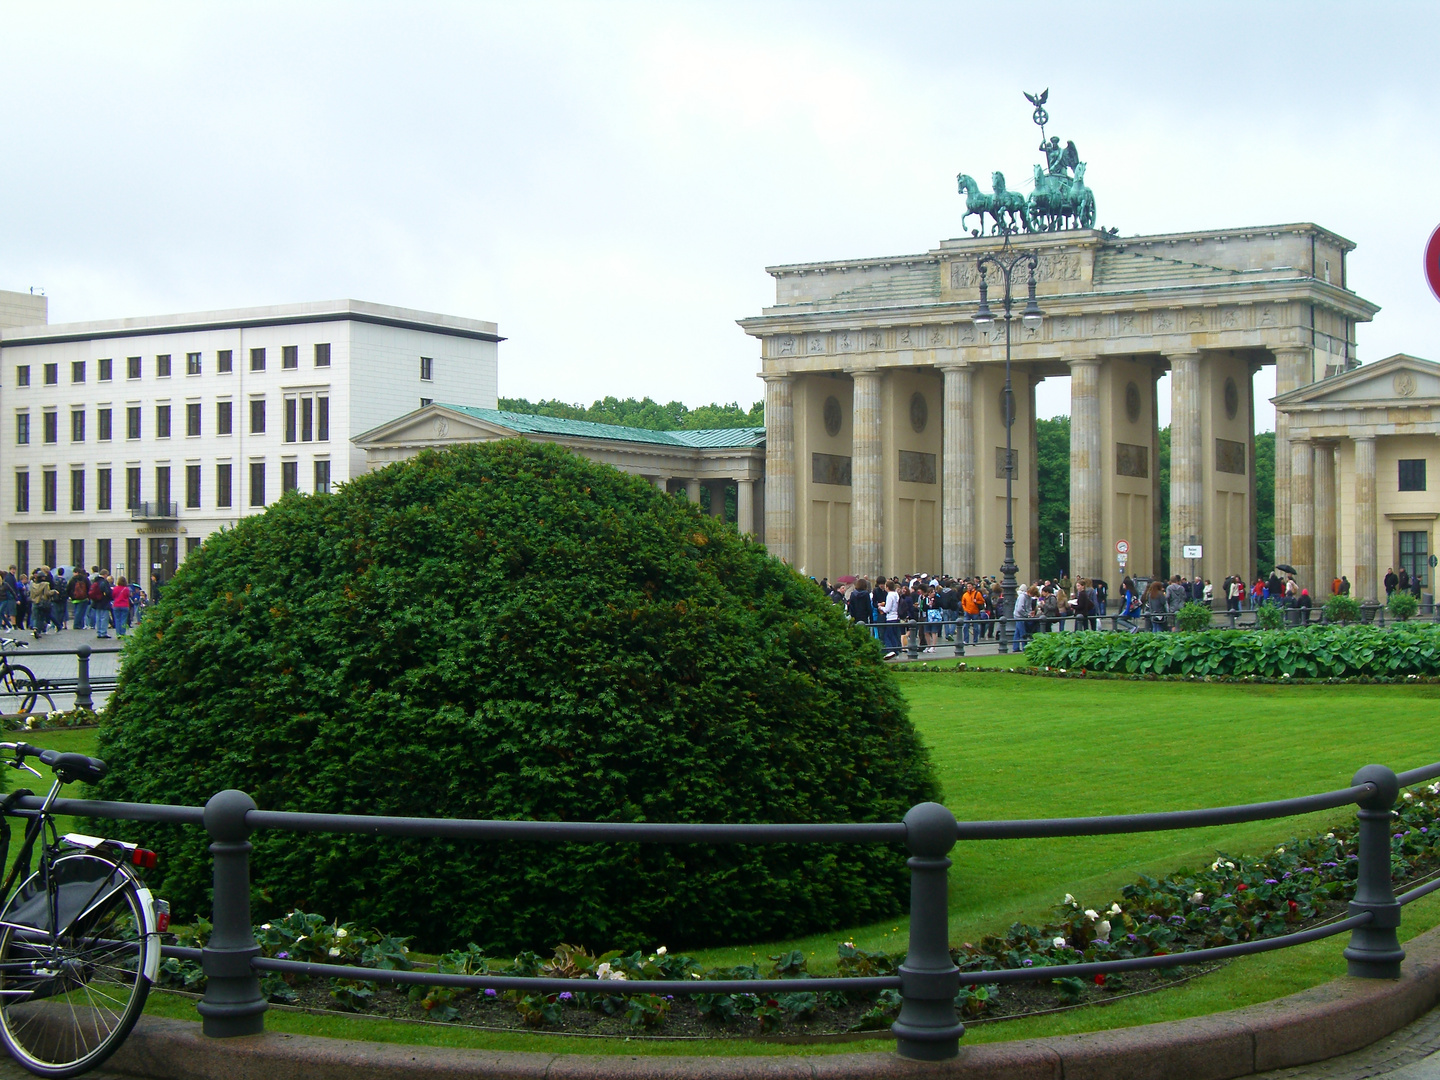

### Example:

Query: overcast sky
xmin=4 ymin=2 xmax=1438 ymax=431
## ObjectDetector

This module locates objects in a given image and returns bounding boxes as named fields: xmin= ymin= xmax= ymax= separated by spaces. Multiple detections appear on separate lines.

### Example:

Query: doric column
xmin=706 ymin=481 xmax=727 ymax=519
xmin=1354 ymin=436 xmax=1378 ymax=603
xmin=851 ymin=369 xmax=884 ymax=575
xmin=737 ymin=479 xmax=755 ymax=535
xmin=1272 ymin=348 xmax=1313 ymax=567
xmin=1068 ymin=357 xmax=1102 ymax=581
xmin=652 ymin=476 xmax=670 ymax=492
xmin=1314 ymin=443 xmax=1337 ymax=595
xmin=1290 ymin=437 xmax=1315 ymax=592
xmin=762 ymin=375 xmax=795 ymax=563
xmin=1168 ymin=352 xmax=1203 ymax=573
xmin=685 ymin=478 xmax=701 ymax=503
xmin=940 ymin=363 xmax=974 ymax=577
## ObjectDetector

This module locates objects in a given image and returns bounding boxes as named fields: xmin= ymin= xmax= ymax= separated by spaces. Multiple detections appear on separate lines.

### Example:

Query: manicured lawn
xmin=43 ymin=678 xmax=1440 ymax=1052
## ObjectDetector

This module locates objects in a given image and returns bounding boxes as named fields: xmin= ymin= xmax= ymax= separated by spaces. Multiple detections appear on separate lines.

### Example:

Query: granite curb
xmin=104 ymin=926 xmax=1440 ymax=1080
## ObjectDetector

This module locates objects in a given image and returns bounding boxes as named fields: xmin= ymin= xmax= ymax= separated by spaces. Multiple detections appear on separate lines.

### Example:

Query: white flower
xmin=328 ymin=947 xmax=341 ymax=957
xmin=656 ymin=946 xmax=667 ymax=956
xmin=335 ymin=928 xmax=348 ymax=939
xmin=1084 ymin=909 xmax=1099 ymax=920
xmin=1325 ymin=833 xmax=1335 ymax=840
xmin=1063 ymin=894 xmax=1076 ymax=906
xmin=1053 ymin=937 xmax=1067 ymax=949
xmin=260 ymin=923 xmax=271 ymax=931
xmin=690 ymin=972 xmax=702 ymax=979
xmin=1109 ymin=903 xmax=1122 ymax=915
xmin=402 ymin=946 xmax=409 ymax=954
xmin=1404 ymin=792 xmax=1415 ymax=801
xmin=1429 ymin=784 xmax=1440 ymax=796
xmin=295 ymin=935 xmax=307 ymax=943
xmin=1275 ymin=846 xmax=1285 ymax=854
xmin=1190 ymin=892 xmax=1204 ymax=904
xmin=1225 ymin=861 xmax=1235 ymax=870
xmin=596 ymin=963 xmax=612 ymax=978
xmin=1095 ymin=920 xmax=1111 ymax=938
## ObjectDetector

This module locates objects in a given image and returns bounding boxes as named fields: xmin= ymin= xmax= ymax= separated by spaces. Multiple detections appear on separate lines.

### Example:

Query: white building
xmin=0 ymin=292 xmax=499 ymax=585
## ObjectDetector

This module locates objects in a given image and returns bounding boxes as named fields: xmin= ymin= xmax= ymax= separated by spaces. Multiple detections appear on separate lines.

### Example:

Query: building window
xmin=314 ymin=459 xmax=331 ymax=494
xmin=43 ymin=363 xmax=57 ymax=386
xmin=186 ymin=464 xmax=201 ymax=508
xmin=281 ymin=460 xmax=298 ymax=493
xmin=98 ymin=358 xmax=112 ymax=382
xmin=420 ymin=397 xmax=432 ymax=407
xmin=126 ymin=467 xmax=141 ymax=510
xmin=216 ymin=463 xmax=232 ymax=508
xmin=285 ymin=394 xmax=325 ymax=442
xmin=156 ymin=354 xmax=172 ymax=378
xmin=186 ymin=537 xmax=200 ymax=557
xmin=250 ymin=399 xmax=265 ymax=434
xmin=98 ymin=408 xmax=112 ymax=441
xmin=126 ymin=538 xmax=139 ymax=580
xmin=1400 ymin=530 xmax=1430 ymax=588
xmin=217 ymin=400 xmax=233 ymax=435
xmin=187 ymin=352 xmax=202 ymax=375
xmin=42 ymin=470 xmax=56 ymax=513
xmin=97 ymin=538 xmax=111 ymax=573
xmin=217 ymin=350 xmax=233 ymax=374
xmin=16 ymin=414 xmax=28 ymax=445
xmin=15 ymin=366 xmax=28 ymax=387
xmin=156 ymin=405 xmax=171 ymax=439
xmin=97 ymin=468 xmax=112 ymax=511
xmin=314 ymin=343 xmax=331 ymax=367
xmin=41 ymin=540 xmax=56 ymax=569
xmin=250 ymin=348 xmax=266 ymax=372
xmin=14 ymin=472 xmax=28 ymax=513
xmin=71 ymin=409 xmax=85 ymax=443
xmin=127 ymin=356 xmax=141 ymax=380
xmin=70 ymin=470 xmax=84 ymax=512
xmin=285 ymin=397 xmax=296 ymax=443
xmin=186 ymin=402 xmax=201 ymax=437
xmin=155 ymin=467 xmax=171 ymax=510
xmin=420 ymin=356 xmax=433 ymax=381
xmin=72 ymin=360 xmax=85 ymax=384
xmin=282 ymin=345 xmax=298 ymax=370
xmin=71 ymin=540 xmax=85 ymax=568
xmin=42 ymin=411 xmax=57 ymax=444
xmin=249 ymin=461 xmax=266 ymax=506
xmin=126 ymin=406 xmax=141 ymax=440
xmin=1399 ymin=459 xmax=1427 ymax=492
xmin=14 ymin=542 xmax=27 ymax=576
xmin=318 ymin=396 xmax=329 ymax=441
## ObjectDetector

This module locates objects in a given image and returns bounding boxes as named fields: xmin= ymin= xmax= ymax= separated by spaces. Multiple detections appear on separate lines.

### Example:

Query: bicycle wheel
xmin=0 ymin=853 xmax=154 ymax=1077
xmin=0 ymin=666 xmax=37 ymax=714
xmin=11 ymin=677 xmax=55 ymax=718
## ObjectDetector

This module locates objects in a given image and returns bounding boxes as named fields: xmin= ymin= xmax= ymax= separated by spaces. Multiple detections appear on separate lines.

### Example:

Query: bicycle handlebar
xmin=0 ymin=742 xmax=107 ymax=784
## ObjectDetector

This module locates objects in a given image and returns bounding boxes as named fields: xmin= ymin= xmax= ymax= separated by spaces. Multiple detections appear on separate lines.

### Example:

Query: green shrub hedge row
xmin=1022 ymin=624 xmax=1440 ymax=678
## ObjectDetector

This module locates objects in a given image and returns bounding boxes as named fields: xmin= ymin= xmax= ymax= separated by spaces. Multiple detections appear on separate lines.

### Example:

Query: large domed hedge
xmin=94 ymin=441 xmax=938 ymax=952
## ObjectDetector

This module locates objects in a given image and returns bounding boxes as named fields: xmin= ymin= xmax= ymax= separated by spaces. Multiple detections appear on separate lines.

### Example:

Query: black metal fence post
xmin=197 ymin=789 xmax=268 ymax=1036
xmin=893 ymin=802 xmax=964 ymax=1060
xmin=953 ymin=620 xmax=965 ymax=658
xmin=907 ymin=622 xmax=921 ymax=660
xmin=74 ymin=645 xmax=92 ymax=712
xmin=1344 ymin=764 xmax=1405 ymax=978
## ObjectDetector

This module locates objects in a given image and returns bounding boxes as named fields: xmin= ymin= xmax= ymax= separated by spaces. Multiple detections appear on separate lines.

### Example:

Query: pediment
xmin=1275 ymin=354 xmax=1440 ymax=408
xmin=353 ymin=405 xmax=517 ymax=447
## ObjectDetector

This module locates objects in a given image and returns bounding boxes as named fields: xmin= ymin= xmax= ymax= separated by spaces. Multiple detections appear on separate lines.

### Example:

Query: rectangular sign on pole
xmin=1117 ymin=553 xmax=1128 ymax=567
xmin=1182 ymin=545 xmax=1203 ymax=560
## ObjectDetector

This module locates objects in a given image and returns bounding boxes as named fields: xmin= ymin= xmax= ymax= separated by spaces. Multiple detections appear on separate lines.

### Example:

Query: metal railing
xmin=23 ymin=756 xmax=1440 ymax=1060
xmin=130 ymin=500 xmax=178 ymax=519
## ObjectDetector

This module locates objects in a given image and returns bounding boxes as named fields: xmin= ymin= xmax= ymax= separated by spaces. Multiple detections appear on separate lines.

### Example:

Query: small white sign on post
xmin=1117 ymin=553 xmax=1128 ymax=567
xmin=1183 ymin=545 xmax=1203 ymax=560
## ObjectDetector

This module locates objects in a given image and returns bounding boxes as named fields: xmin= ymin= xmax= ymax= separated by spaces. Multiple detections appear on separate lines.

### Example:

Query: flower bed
xmin=1021 ymin=624 xmax=1440 ymax=679
xmin=153 ymin=784 xmax=1440 ymax=1036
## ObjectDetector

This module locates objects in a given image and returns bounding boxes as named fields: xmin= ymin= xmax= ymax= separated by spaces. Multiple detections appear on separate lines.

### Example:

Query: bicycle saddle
xmin=31 ymin=748 xmax=106 ymax=784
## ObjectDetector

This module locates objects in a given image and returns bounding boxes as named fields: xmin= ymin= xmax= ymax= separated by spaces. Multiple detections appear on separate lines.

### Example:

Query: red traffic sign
xmin=1426 ymin=225 xmax=1440 ymax=302
xmin=1115 ymin=539 xmax=1129 ymax=554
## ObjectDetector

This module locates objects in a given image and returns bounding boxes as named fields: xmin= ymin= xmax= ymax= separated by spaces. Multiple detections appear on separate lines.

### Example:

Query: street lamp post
xmin=973 ymin=235 xmax=1043 ymax=655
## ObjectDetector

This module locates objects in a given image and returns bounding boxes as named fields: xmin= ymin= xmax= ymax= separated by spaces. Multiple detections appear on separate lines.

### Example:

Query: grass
xmin=31 ymin=682 xmax=1440 ymax=1054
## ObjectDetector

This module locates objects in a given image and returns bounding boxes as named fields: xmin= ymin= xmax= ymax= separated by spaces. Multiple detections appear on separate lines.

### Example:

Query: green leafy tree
xmin=94 ymin=442 xmax=936 ymax=953
xmin=1254 ymin=432 xmax=1275 ymax=571
xmin=497 ymin=396 xmax=763 ymax=431
xmin=1158 ymin=425 xmax=1171 ymax=580
xmin=1035 ymin=417 xmax=1070 ymax=580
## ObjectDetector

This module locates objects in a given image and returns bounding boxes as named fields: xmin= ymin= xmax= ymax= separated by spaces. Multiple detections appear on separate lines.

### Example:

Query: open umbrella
xmin=836 ymin=575 xmax=857 ymax=585
xmin=1274 ymin=563 xmax=1297 ymax=575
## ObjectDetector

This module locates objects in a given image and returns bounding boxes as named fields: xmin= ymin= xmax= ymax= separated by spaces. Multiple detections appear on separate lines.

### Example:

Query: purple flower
xmin=1282 ymin=872 xmax=1292 ymax=880
xmin=485 ymin=988 xmax=497 ymax=998
xmin=1022 ymin=959 xmax=1034 ymax=966
xmin=558 ymin=992 xmax=573 ymax=1002
xmin=1423 ymin=829 xmax=1429 ymax=834
xmin=1322 ymin=862 xmax=1339 ymax=868
xmin=277 ymin=951 xmax=290 ymax=960
xmin=1126 ymin=935 xmax=1138 ymax=942
xmin=1348 ymin=854 xmax=1359 ymax=860
xmin=1147 ymin=914 xmax=1160 ymax=922
xmin=1264 ymin=879 xmax=1279 ymax=885
xmin=665 ymin=995 xmax=673 ymax=1001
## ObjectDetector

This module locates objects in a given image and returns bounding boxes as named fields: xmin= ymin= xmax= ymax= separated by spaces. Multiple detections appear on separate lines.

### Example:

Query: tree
xmin=1254 ymin=431 xmax=1275 ymax=571
xmin=1035 ymin=417 xmax=1070 ymax=580
xmin=498 ymin=396 xmax=763 ymax=431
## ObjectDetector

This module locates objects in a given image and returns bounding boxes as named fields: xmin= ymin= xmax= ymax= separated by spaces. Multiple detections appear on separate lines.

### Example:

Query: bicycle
xmin=0 ymin=642 xmax=56 ymax=717
xmin=0 ymin=743 xmax=165 ymax=1076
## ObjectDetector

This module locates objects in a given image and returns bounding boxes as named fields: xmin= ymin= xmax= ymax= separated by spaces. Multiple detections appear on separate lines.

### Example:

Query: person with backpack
xmin=28 ymin=568 xmax=53 ymax=640
xmin=70 ymin=570 xmax=91 ymax=631
xmin=89 ymin=572 xmax=113 ymax=639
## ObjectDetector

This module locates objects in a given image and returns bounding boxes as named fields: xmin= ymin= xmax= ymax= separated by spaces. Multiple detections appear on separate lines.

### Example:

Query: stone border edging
xmin=107 ymin=925 xmax=1440 ymax=1080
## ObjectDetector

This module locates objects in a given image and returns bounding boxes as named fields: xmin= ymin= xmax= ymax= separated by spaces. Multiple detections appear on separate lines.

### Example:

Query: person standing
xmin=28 ymin=569 xmax=52 ymax=641
xmin=51 ymin=567 xmax=68 ymax=631
xmin=881 ymin=578 xmax=901 ymax=657
xmin=89 ymin=572 xmax=113 ymax=639
xmin=1226 ymin=575 xmax=1242 ymax=615
xmin=1340 ymin=576 xmax=1351 ymax=596
xmin=111 ymin=576 xmax=132 ymax=637
xmin=1385 ymin=568 xmax=1399 ymax=597
xmin=69 ymin=570 xmax=90 ymax=632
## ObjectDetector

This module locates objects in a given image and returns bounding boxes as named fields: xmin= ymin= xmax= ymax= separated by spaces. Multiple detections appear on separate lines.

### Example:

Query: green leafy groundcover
xmin=1023 ymin=624 xmax=1440 ymax=678
xmin=157 ymin=782 xmax=1440 ymax=1033
xmin=93 ymin=441 xmax=938 ymax=953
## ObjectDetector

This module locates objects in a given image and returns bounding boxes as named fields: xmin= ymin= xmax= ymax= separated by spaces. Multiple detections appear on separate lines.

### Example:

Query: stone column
xmin=1290 ymin=437 xmax=1315 ymax=592
xmin=685 ymin=478 xmax=701 ymax=503
xmin=1168 ymin=352 xmax=1203 ymax=574
xmin=851 ymin=369 xmax=884 ymax=576
xmin=1354 ymin=435 xmax=1378 ymax=603
xmin=1272 ymin=348 xmax=1313 ymax=567
xmin=940 ymin=363 xmax=974 ymax=577
xmin=1314 ymin=443 xmax=1337 ymax=596
xmin=1068 ymin=357 xmax=1102 ymax=581
xmin=762 ymin=375 xmax=795 ymax=564
xmin=707 ymin=481 xmax=727 ymax=519
xmin=737 ymin=479 xmax=755 ymax=535
xmin=652 ymin=476 xmax=670 ymax=492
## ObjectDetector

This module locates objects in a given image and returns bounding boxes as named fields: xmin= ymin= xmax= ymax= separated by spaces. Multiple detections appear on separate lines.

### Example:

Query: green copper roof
xmin=437 ymin=405 xmax=765 ymax=449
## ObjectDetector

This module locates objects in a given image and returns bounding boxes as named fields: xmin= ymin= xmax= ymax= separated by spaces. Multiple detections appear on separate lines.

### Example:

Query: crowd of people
xmin=0 ymin=565 xmax=149 ymax=639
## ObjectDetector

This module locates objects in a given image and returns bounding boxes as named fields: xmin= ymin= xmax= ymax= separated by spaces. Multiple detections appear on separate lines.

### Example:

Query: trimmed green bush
xmin=1324 ymin=595 xmax=1362 ymax=624
xmin=1389 ymin=591 xmax=1421 ymax=622
xmin=1256 ymin=602 xmax=1285 ymax=630
xmin=94 ymin=442 xmax=938 ymax=953
xmin=1175 ymin=601 xmax=1214 ymax=633
xmin=1022 ymin=623 xmax=1440 ymax=678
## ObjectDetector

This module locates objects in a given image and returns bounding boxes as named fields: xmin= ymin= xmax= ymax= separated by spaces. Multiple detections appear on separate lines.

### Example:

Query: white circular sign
xmin=1115 ymin=539 xmax=1129 ymax=554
